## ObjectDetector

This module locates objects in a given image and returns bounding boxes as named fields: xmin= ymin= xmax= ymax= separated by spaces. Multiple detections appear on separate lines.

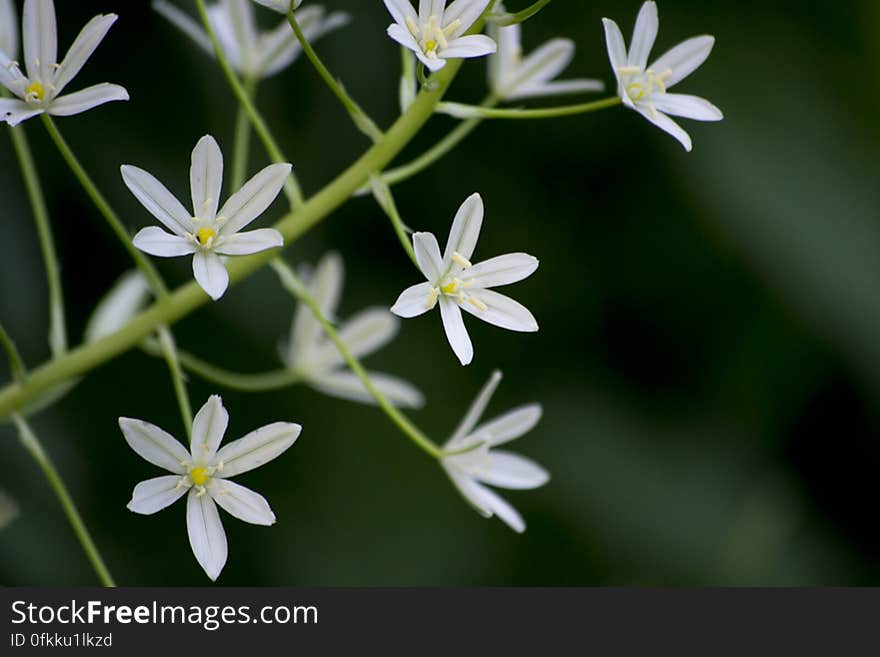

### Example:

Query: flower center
xmin=190 ymin=466 xmax=211 ymax=486
xmin=25 ymin=80 xmax=45 ymax=104
xmin=196 ymin=226 xmax=216 ymax=246
xmin=405 ymin=15 xmax=461 ymax=59
xmin=619 ymin=66 xmax=672 ymax=102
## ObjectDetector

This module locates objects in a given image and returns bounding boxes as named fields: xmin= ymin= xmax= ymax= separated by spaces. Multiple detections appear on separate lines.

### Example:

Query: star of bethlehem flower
xmin=280 ymin=252 xmax=424 ymax=409
xmin=391 ymin=193 xmax=539 ymax=366
xmin=122 ymin=135 xmax=291 ymax=300
xmin=0 ymin=0 xmax=129 ymax=126
xmin=384 ymin=0 xmax=497 ymax=73
xmin=442 ymin=371 xmax=548 ymax=533
xmin=250 ymin=0 xmax=302 ymax=13
xmin=153 ymin=0 xmax=348 ymax=80
xmin=602 ymin=1 xmax=722 ymax=152
xmin=488 ymin=1 xmax=603 ymax=101
xmin=122 ymin=395 xmax=301 ymax=581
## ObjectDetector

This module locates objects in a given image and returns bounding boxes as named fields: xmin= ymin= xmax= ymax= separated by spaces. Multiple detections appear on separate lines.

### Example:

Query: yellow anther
xmin=468 ymin=296 xmax=489 ymax=312
xmin=451 ymin=252 xmax=472 ymax=269
xmin=442 ymin=20 xmax=461 ymax=38
xmin=425 ymin=39 xmax=437 ymax=52
xmin=190 ymin=467 xmax=210 ymax=486
xmin=618 ymin=66 xmax=641 ymax=75
xmin=441 ymin=280 xmax=459 ymax=295
xmin=405 ymin=16 xmax=419 ymax=37
xmin=196 ymin=226 xmax=216 ymax=246
xmin=25 ymin=80 xmax=44 ymax=103
xmin=426 ymin=287 xmax=439 ymax=309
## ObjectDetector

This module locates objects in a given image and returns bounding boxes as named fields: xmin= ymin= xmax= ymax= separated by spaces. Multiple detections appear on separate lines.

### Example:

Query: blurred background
xmin=2 ymin=0 xmax=879 ymax=585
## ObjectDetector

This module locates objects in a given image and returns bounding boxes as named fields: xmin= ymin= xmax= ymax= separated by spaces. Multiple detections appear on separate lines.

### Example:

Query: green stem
xmin=8 ymin=125 xmax=67 ymax=357
xmin=157 ymin=326 xmax=193 ymax=436
xmin=194 ymin=0 xmax=304 ymax=208
xmin=0 ymin=323 xmax=26 ymax=383
xmin=369 ymin=175 xmax=418 ymax=267
xmin=272 ymin=260 xmax=442 ymax=459
xmin=40 ymin=115 xmax=169 ymax=299
xmin=287 ymin=8 xmax=384 ymax=143
xmin=12 ymin=414 xmax=116 ymax=586
xmin=231 ymin=77 xmax=259 ymax=191
xmin=437 ymin=96 xmax=621 ymax=119
xmin=488 ymin=0 xmax=553 ymax=26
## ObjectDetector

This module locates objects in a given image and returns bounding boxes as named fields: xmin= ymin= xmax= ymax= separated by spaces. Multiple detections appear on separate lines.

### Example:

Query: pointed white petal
xmin=439 ymin=296 xmax=473 ymax=366
xmin=443 ymin=193 xmax=483 ymax=269
xmin=127 ymin=475 xmax=188 ymax=515
xmin=214 ymin=228 xmax=283 ymax=255
xmin=192 ymin=250 xmax=230 ymax=301
xmin=218 ymin=162 xmax=291 ymax=235
xmin=488 ymin=21 xmax=520 ymax=93
xmin=650 ymin=35 xmax=714 ymax=88
xmin=210 ymin=479 xmax=275 ymax=526
xmin=510 ymin=78 xmax=605 ymax=101
xmin=445 ymin=468 xmax=493 ymax=517
xmin=627 ymin=1 xmax=658 ymax=70
xmin=443 ymin=0 xmax=491 ymax=38
xmin=413 ymin=232 xmax=444 ymax=282
xmin=214 ymin=422 xmax=301 ymax=478
xmin=47 ymin=83 xmax=128 ymax=117
xmin=309 ymin=370 xmax=425 ymax=409
xmin=636 ymin=106 xmax=692 ymax=151
xmin=464 ymin=253 xmax=539 ymax=288
xmin=121 ymin=164 xmax=192 ymax=236
xmin=474 ymin=480 xmax=526 ymax=532
xmin=52 ymin=14 xmax=116 ymax=96
xmin=447 ymin=370 xmax=502 ymax=447
xmin=306 ymin=308 xmax=399 ymax=371
xmin=85 ymin=270 xmax=151 ymax=343
xmin=0 ymin=0 xmax=19 ymax=60
xmin=440 ymin=35 xmax=497 ymax=60
xmin=416 ymin=51 xmax=447 ymax=72
xmin=474 ymin=450 xmax=549 ymax=490
xmin=190 ymin=395 xmax=228 ymax=463
xmin=383 ymin=0 xmax=418 ymax=27
xmin=153 ymin=0 xmax=214 ymax=56
xmin=419 ymin=0 xmax=445 ymax=23
xmin=190 ymin=135 xmax=223 ymax=221
xmin=0 ymin=50 xmax=26 ymax=96
xmin=23 ymin=0 xmax=56 ymax=84
xmin=387 ymin=23 xmax=420 ymax=53
xmin=514 ymin=39 xmax=576 ymax=87
xmin=462 ymin=289 xmax=538 ymax=332
xmin=132 ymin=227 xmax=197 ymax=257
xmin=601 ymin=17 xmax=627 ymax=77
xmin=289 ymin=252 xmax=343 ymax=364
xmin=0 ymin=97 xmax=43 ymax=125
xmin=186 ymin=490 xmax=227 ymax=581
xmin=119 ymin=417 xmax=189 ymax=474
xmin=650 ymin=92 xmax=722 ymax=121
xmin=251 ymin=0 xmax=302 ymax=13
xmin=390 ymin=282 xmax=434 ymax=318
xmin=468 ymin=403 xmax=542 ymax=447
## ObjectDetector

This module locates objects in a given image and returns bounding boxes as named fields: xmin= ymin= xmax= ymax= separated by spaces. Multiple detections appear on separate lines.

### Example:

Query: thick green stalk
xmin=231 ymin=77 xmax=259 ymax=191
xmin=0 ymin=323 xmax=26 ymax=383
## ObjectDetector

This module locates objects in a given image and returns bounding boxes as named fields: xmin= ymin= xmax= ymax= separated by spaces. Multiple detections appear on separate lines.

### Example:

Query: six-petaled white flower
xmin=250 ymin=0 xmax=302 ymax=14
xmin=488 ymin=2 xmax=603 ymax=101
xmin=154 ymin=0 xmax=348 ymax=80
xmin=391 ymin=193 xmax=539 ymax=366
xmin=122 ymin=395 xmax=301 ymax=581
xmin=121 ymin=135 xmax=291 ymax=300
xmin=602 ymin=1 xmax=722 ymax=152
xmin=442 ymin=371 xmax=548 ymax=533
xmin=384 ymin=0 xmax=497 ymax=73
xmin=0 ymin=0 xmax=129 ymax=126
xmin=281 ymin=252 xmax=424 ymax=409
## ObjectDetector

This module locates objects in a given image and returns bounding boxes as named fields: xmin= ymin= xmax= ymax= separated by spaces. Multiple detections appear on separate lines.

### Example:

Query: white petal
xmin=0 ymin=97 xmax=43 ymax=126
xmin=390 ymin=282 xmax=435 ymax=318
xmin=445 ymin=468 xmax=492 ymax=517
xmin=214 ymin=228 xmax=283 ymax=255
xmin=440 ymin=296 xmax=473 ymax=366
xmin=387 ymin=23 xmax=420 ymax=53
xmin=464 ymin=253 xmax=539 ymax=288
xmin=416 ymin=51 xmax=447 ymax=72
xmin=153 ymin=0 xmax=214 ymax=56
xmin=488 ymin=21 xmax=520 ymax=92
xmin=0 ymin=0 xmax=19 ymax=60
xmin=306 ymin=308 xmax=399 ymax=371
xmin=383 ymin=0 xmax=418 ymax=27
xmin=650 ymin=35 xmax=714 ymax=88
xmin=186 ymin=490 xmax=227 ymax=581
xmin=132 ymin=227 xmax=197 ymax=257
xmin=0 ymin=49 xmax=26 ymax=96
xmin=192 ymin=250 xmax=229 ymax=301
xmin=121 ymin=164 xmax=192 ymax=236
xmin=601 ymin=18 xmax=627 ymax=76
xmin=473 ymin=450 xmax=549 ymax=490
xmin=127 ymin=475 xmax=188 ymax=515
xmin=650 ymin=92 xmax=723 ymax=121
xmin=210 ymin=479 xmax=275 ymax=526
xmin=217 ymin=162 xmax=292 ymax=235
xmin=462 ymin=289 xmax=538 ymax=332
xmin=85 ymin=270 xmax=151 ymax=343
xmin=309 ymin=370 xmax=424 ymax=409
xmin=419 ymin=0 xmax=445 ymax=23
xmin=190 ymin=135 xmax=223 ymax=221
xmin=251 ymin=0 xmax=302 ymax=13
xmin=443 ymin=0 xmax=491 ymax=38
xmin=23 ymin=0 xmax=56 ymax=84
xmin=214 ymin=422 xmax=301 ymax=478
xmin=52 ymin=14 xmax=116 ymax=96
xmin=443 ymin=193 xmax=483 ymax=269
xmin=469 ymin=403 xmax=543 ymax=447
xmin=47 ymin=83 xmax=128 ymax=116
xmin=440 ymin=35 xmax=496 ymax=60
xmin=119 ymin=417 xmax=189 ymax=474
xmin=190 ymin=395 xmax=228 ymax=463
xmin=413 ymin=232 xmax=444 ymax=282
xmin=474 ymin=480 xmax=526 ymax=532
xmin=514 ymin=39 xmax=576 ymax=87
xmin=447 ymin=370 xmax=502 ymax=447
xmin=289 ymin=252 xmax=343 ymax=364
xmin=636 ymin=106 xmax=692 ymax=151
xmin=509 ymin=78 xmax=604 ymax=101
xmin=627 ymin=1 xmax=658 ymax=70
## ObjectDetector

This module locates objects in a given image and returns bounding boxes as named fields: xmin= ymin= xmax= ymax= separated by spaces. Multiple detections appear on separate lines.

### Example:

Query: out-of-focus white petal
xmin=413 ymin=232 xmax=444 ymax=282
xmin=250 ymin=0 xmax=302 ymax=13
xmin=23 ymin=0 xmax=56 ymax=84
xmin=650 ymin=35 xmax=714 ymax=88
xmin=439 ymin=296 xmax=473 ymax=366
xmin=309 ymin=370 xmax=425 ymax=409
xmin=47 ymin=83 xmax=128 ymax=116
xmin=190 ymin=135 xmax=223 ymax=221
xmin=190 ymin=395 xmax=228 ymax=463
xmin=464 ymin=253 xmax=538 ymax=289
xmin=186 ymin=490 xmax=227 ymax=581
xmin=387 ymin=23 xmax=420 ymax=52
xmin=119 ymin=417 xmax=189 ymax=475
xmin=440 ymin=35 xmax=496 ymax=60
xmin=0 ymin=0 xmax=19 ymax=60
xmin=192 ymin=250 xmax=230 ymax=301
xmin=213 ymin=422 xmax=301 ymax=478
xmin=384 ymin=0 xmax=418 ymax=27
xmin=0 ymin=49 xmax=26 ymax=96
xmin=443 ymin=193 xmax=483 ymax=268
xmin=218 ymin=162 xmax=291 ymax=235
xmin=127 ymin=475 xmax=187 ymax=515
xmin=121 ymin=164 xmax=192 ymax=236
xmin=153 ymin=0 xmax=214 ymax=56
xmin=444 ymin=467 xmax=492 ymax=517
xmin=306 ymin=308 xmax=399 ymax=371
xmin=0 ymin=490 xmax=18 ymax=530
xmin=132 ymin=227 xmax=197 ymax=257
xmin=636 ymin=106 xmax=692 ymax=151
xmin=468 ymin=403 xmax=542 ymax=447
xmin=390 ymin=282 xmax=434 ymax=318
xmin=601 ymin=18 xmax=627 ymax=75
xmin=214 ymin=228 xmax=283 ymax=255
xmin=472 ymin=450 xmax=549 ymax=490
xmin=52 ymin=14 xmax=117 ymax=96
xmin=511 ymin=78 xmax=604 ymax=101
xmin=289 ymin=252 xmax=343 ymax=365
xmin=210 ymin=479 xmax=275 ymax=526
xmin=447 ymin=370 xmax=502 ymax=447
xmin=627 ymin=0 xmax=658 ymax=70
xmin=444 ymin=0 xmax=492 ymax=38
xmin=463 ymin=289 xmax=538 ymax=332
xmin=473 ymin=479 xmax=525 ymax=532
xmin=650 ymin=92 xmax=722 ymax=121
xmin=85 ymin=270 xmax=151 ymax=343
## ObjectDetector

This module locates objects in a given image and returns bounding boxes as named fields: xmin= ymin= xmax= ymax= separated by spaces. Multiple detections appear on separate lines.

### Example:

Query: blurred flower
xmin=251 ymin=0 xmax=302 ymax=13
xmin=281 ymin=252 xmax=424 ymax=408
xmin=391 ymin=193 xmax=539 ymax=366
xmin=442 ymin=371 xmax=548 ymax=533
xmin=122 ymin=135 xmax=290 ymax=300
xmin=0 ymin=0 xmax=129 ymax=126
xmin=84 ymin=271 xmax=151 ymax=343
xmin=488 ymin=2 xmax=603 ymax=101
xmin=0 ymin=0 xmax=18 ymax=58
xmin=0 ymin=490 xmax=18 ymax=530
xmin=153 ymin=0 xmax=348 ymax=80
xmin=122 ymin=395 xmax=301 ymax=581
xmin=384 ymin=0 xmax=496 ymax=72
xmin=602 ymin=1 xmax=722 ymax=151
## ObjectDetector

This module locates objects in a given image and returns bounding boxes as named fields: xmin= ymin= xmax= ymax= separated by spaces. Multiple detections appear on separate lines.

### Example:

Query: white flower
xmin=0 ymin=0 xmax=129 ymax=126
xmin=153 ymin=0 xmax=348 ymax=80
xmin=281 ymin=252 xmax=424 ymax=409
xmin=390 ymin=193 xmax=539 ymax=366
xmin=488 ymin=2 xmax=603 ymax=101
xmin=122 ymin=135 xmax=291 ymax=301
xmin=0 ymin=0 xmax=18 ymax=58
xmin=122 ymin=395 xmax=301 ymax=581
xmin=602 ymin=1 xmax=722 ymax=152
xmin=384 ymin=0 xmax=497 ymax=73
xmin=251 ymin=0 xmax=302 ymax=13
xmin=442 ymin=371 xmax=548 ymax=533
xmin=85 ymin=271 xmax=151 ymax=343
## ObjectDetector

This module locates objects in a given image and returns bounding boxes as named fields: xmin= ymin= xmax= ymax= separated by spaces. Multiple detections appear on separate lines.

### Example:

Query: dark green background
xmin=2 ymin=0 xmax=879 ymax=585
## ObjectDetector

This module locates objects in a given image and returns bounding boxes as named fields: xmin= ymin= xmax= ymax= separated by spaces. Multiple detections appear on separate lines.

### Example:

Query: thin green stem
xmin=273 ymin=260 xmax=442 ymax=459
xmin=231 ymin=77 xmax=259 ymax=191
xmin=287 ymin=9 xmax=384 ymax=143
xmin=40 ymin=115 xmax=168 ymax=299
xmin=437 ymin=96 xmax=621 ymax=119
xmin=0 ymin=323 xmax=26 ymax=383
xmin=8 ymin=125 xmax=67 ymax=357
xmin=369 ymin=175 xmax=418 ymax=267
xmin=488 ymin=0 xmax=553 ymax=26
xmin=157 ymin=326 xmax=193 ymax=436
xmin=12 ymin=414 xmax=116 ymax=586
xmin=194 ymin=0 xmax=304 ymax=208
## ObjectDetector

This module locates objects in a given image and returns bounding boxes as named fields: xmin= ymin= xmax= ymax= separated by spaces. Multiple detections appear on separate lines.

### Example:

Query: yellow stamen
xmin=190 ymin=467 xmax=210 ymax=486
xmin=468 ymin=296 xmax=488 ymax=312
xmin=196 ymin=226 xmax=216 ymax=246
xmin=25 ymin=80 xmax=44 ymax=103
xmin=426 ymin=286 xmax=439 ymax=309
xmin=425 ymin=39 xmax=437 ymax=52
xmin=441 ymin=281 xmax=458 ymax=295
xmin=451 ymin=251 xmax=472 ymax=269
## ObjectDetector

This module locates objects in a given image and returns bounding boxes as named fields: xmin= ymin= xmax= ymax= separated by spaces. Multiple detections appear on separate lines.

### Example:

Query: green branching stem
xmin=487 ymin=0 xmax=553 ymax=26
xmin=231 ymin=76 xmax=259 ymax=191
xmin=369 ymin=175 xmax=418 ymax=267
xmin=0 ymin=323 xmax=26 ymax=383
xmin=157 ymin=326 xmax=193 ymax=437
xmin=437 ymin=96 xmax=622 ymax=120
